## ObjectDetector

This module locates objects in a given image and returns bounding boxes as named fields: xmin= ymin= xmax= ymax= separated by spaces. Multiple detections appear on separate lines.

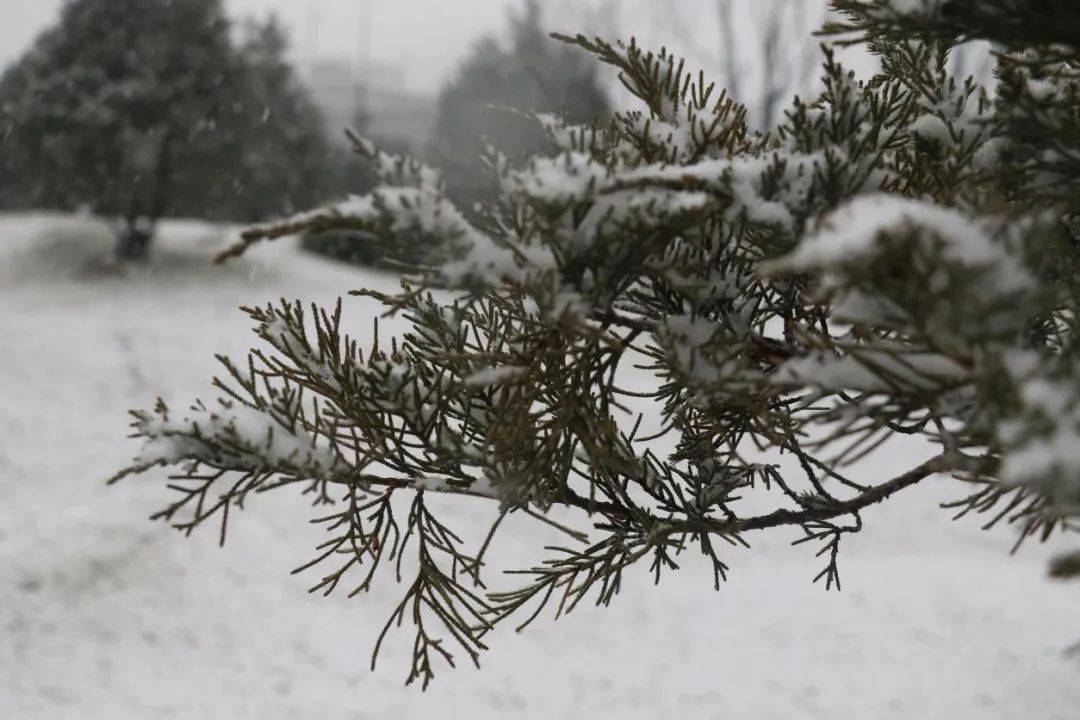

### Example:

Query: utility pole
xmin=354 ymin=0 xmax=373 ymax=127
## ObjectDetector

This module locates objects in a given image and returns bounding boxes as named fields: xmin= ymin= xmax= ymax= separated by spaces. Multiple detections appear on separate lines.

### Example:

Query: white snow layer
xmin=769 ymin=193 xmax=1033 ymax=293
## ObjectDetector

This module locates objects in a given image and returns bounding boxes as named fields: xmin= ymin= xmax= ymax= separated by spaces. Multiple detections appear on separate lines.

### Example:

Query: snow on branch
xmin=766 ymin=193 xmax=1027 ymax=283
xmin=119 ymin=397 xmax=342 ymax=480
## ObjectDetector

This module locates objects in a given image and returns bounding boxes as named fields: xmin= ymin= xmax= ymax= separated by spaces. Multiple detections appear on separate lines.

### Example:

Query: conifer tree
xmin=227 ymin=15 xmax=340 ymax=223
xmin=0 ymin=2 xmax=339 ymax=259
xmin=0 ymin=0 xmax=239 ymax=259
xmin=114 ymin=0 xmax=1080 ymax=686
xmin=430 ymin=0 xmax=610 ymax=208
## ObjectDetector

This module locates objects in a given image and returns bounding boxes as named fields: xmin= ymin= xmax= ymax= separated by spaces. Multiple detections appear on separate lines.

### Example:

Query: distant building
xmin=303 ymin=59 xmax=437 ymax=151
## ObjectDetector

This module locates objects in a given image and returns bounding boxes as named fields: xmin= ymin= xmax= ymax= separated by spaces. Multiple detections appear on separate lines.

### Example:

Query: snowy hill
xmin=1 ymin=213 xmax=1077 ymax=718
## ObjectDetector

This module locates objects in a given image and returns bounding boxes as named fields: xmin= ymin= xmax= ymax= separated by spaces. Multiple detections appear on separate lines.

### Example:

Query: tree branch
xmin=672 ymin=451 xmax=976 ymax=536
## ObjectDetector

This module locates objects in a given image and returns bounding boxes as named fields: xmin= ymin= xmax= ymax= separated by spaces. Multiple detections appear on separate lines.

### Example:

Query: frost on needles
xmin=113 ymin=0 xmax=1080 ymax=687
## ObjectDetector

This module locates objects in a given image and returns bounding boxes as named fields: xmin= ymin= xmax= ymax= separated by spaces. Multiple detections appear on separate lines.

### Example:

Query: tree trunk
xmin=114 ymin=128 xmax=173 ymax=262
xmin=115 ymin=218 xmax=154 ymax=261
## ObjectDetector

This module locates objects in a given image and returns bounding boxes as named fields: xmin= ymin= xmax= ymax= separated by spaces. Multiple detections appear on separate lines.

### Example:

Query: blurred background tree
xmin=215 ymin=15 xmax=340 ymax=225
xmin=0 ymin=0 xmax=358 ymax=261
xmin=0 ymin=0 xmax=237 ymax=259
xmin=429 ymin=0 xmax=610 ymax=210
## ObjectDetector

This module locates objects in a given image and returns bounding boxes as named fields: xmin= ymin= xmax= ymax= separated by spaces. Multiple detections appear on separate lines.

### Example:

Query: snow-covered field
xmin=1 ymin=212 xmax=1077 ymax=719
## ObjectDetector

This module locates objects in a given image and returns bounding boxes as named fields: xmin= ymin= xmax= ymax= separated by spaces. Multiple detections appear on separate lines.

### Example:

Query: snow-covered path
xmin=1 ymin=213 xmax=1077 ymax=719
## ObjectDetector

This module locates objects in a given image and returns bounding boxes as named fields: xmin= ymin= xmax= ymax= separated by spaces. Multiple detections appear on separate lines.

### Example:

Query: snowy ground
xmin=1 ymin=212 xmax=1077 ymax=719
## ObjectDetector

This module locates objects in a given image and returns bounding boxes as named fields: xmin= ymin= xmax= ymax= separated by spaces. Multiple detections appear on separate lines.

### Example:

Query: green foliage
xmin=826 ymin=0 xmax=1080 ymax=50
xmin=115 ymin=0 xmax=1080 ymax=686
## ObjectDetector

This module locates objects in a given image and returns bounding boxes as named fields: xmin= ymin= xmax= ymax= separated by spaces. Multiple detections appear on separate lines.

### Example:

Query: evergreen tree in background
xmin=115 ymin=0 xmax=1080 ymax=687
xmin=0 ymin=1 xmax=342 ymax=260
xmin=0 ymin=0 xmax=237 ymax=259
xmin=431 ymin=0 xmax=610 ymax=208
xmin=228 ymin=15 xmax=339 ymax=224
